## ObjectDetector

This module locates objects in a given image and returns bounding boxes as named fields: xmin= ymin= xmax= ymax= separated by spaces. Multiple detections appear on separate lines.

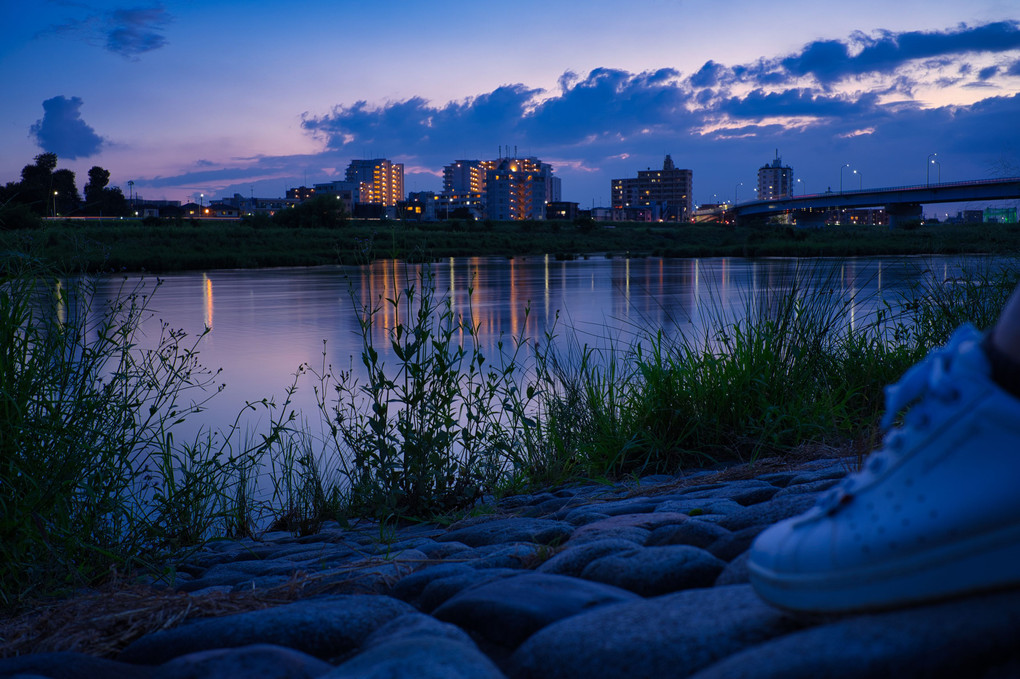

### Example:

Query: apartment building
xmin=345 ymin=159 xmax=404 ymax=206
xmin=611 ymin=155 xmax=692 ymax=222
xmin=757 ymin=153 xmax=794 ymax=200
xmin=484 ymin=156 xmax=559 ymax=221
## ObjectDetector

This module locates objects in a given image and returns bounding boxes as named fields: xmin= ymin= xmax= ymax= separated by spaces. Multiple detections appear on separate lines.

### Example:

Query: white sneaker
xmin=749 ymin=324 xmax=1020 ymax=613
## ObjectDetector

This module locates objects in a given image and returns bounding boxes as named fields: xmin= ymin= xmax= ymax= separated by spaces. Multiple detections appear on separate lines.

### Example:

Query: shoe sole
xmin=749 ymin=520 xmax=1020 ymax=613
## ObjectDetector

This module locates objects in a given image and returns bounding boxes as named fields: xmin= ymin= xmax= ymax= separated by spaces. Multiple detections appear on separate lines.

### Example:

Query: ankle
xmin=982 ymin=330 xmax=1020 ymax=400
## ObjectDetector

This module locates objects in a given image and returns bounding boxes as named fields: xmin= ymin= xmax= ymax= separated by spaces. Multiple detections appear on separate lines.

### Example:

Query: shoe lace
xmin=817 ymin=324 xmax=979 ymax=515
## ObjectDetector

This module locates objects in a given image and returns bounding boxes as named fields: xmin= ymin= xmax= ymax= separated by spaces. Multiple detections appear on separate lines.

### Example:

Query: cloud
xmin=780 ymin=21 xmax=1020 ymax=84
xmin=689 ymin=60 xmax=728 ymax=89
xmin=716 ymin=88 xmax=880 ymax=120
xmin=302 ymin=84 xmax=541 ymax=155
xmin=39 ymin=4 xmax=171 ymax=58
xmin=1008 ymin=59 xmax=1020 ymax=77
xmin=105 ymin=5 xmax=171 ymax=58
xmin=29 ymin=96 xmax=105 ymax=159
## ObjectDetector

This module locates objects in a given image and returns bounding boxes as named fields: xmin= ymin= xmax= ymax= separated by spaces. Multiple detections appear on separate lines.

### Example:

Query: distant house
xmin=207 ymin=203 xmax=239 ymax=218
xmin=546 ymin=201 xmax=579 ymax=221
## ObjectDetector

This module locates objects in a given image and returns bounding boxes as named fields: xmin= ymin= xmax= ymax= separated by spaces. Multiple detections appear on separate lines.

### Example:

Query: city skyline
xmin=3 ymin=1 xmax=1019 ymax=210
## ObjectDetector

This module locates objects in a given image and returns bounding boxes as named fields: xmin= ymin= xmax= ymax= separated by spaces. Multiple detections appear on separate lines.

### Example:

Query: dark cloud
xmin=303 ymin=84 xmax=540 ymax=155
xmin=780 ymin=40 xmax=850 ymax=82
xmin=105 ymin=5 xmax=171 ymax=58
xmin=1008 ymin=59 xmax=1020 ymax=76
xmin=302 ymin=68 xmax=690 ymax=163
xmin=39 ymin=4 xmax=171 ymax=58
xmin=29 ymin=95 xmax=105 ymax=159
xmin=526 ymin=68 xmax=688 ymax=144
xmin=781 ymin=21 xmax=1020 ymax=84
xmin=690 ymin=60 xmax=727 ymax=88
xmin=978 ymin=65 xmax=999 ymax=80
xmin=717 ymin=88 xmax=879 ymax=119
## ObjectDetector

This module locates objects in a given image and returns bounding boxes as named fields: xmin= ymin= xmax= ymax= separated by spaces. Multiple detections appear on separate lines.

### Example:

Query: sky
xmin=3 ymin=0 xmax=1020 ymax=211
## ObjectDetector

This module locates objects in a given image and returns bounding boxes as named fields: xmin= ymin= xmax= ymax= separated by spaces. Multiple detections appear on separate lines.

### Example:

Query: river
xmin=90 ymin=254 xmax=991 ymax=440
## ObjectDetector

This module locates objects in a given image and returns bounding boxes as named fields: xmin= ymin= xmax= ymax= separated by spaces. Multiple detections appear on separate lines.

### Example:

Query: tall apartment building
xmin=443 ymin=156 xmax=559 ymax=220
xmin=344 ymin=159 xmax=404 ymax=206
xmin=443 ymin=160 xmax=490 ymax=195
xmin=611 ymin=155 xmax=692 ymax=222
xmin=484 ymin=156 xmax=559 ymax=221
xmin=757 ymin=152 xmax=794 ymax=200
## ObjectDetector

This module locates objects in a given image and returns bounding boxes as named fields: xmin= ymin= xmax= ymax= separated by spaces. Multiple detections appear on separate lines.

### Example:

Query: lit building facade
xmin=611 ymin=155 xmax=692 ymax=222
xmin=757 ymin=153 xmax=794 ymax=200
xmin=344 ymin=159 xmax=404 ymax=206
xmin=443 ymin=156 xmax=559 ymax=220
xmin=484 ymin=156 xmax=558 ymax=221
xmin=443 ymin=160 xmax=490 ymax=195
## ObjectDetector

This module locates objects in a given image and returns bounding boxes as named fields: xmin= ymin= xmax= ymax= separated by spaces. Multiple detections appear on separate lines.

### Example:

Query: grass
xmin=0 ymin=248 xmax=1016 ymax=610
xmin=4 ymin=218 xmax=1020 ymax=272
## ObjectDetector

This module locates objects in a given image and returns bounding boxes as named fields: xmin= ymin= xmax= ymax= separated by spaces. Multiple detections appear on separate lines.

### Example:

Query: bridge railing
xmin=733 ymin=176 xmax=1020 ymax=208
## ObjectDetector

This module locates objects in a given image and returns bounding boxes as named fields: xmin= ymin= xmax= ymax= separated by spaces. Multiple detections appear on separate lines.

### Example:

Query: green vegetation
xmin=1 ymin=247 xmax=1017 ymax=609
xmin=3 ymin=218 xmax=1020 ymax=273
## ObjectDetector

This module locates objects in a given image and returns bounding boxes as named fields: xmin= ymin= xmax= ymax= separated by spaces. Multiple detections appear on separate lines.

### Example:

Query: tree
xmin=51 ymin=169 xmax=80 ymax=216
xmin=16 ymin=154 xmax=60 ymax=215
xmin=84 ymin=166 xmax=110 ymax=206
xmin=273 ymin=195 xmax=348 ymax=229
xmin=83 ymin=166 xmax=127 ymax=216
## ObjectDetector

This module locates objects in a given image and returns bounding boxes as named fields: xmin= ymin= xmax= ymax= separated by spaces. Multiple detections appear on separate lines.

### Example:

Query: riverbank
xmin=3 ymin=450 xmax=1018 ymax=678
xmin=5 ymin=218 xmax=1020 ymax=272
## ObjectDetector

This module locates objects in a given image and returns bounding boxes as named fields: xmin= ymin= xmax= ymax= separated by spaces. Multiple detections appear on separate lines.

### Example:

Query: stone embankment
xmin=4 ymin=457 xmax=1020 ymax=678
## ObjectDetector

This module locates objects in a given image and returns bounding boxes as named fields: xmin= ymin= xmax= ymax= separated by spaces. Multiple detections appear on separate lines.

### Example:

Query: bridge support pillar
xmin=885 ymin=202 xmax=923 ymax=228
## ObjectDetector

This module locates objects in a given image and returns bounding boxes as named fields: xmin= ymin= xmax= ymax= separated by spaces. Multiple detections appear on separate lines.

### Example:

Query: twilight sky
xmin=3 ymin=0 xmax=1019 ymax=209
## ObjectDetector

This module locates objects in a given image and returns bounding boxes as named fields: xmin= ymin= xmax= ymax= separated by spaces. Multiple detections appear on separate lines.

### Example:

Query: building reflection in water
xmin=203 ymin=273 xmax=214 ymax=329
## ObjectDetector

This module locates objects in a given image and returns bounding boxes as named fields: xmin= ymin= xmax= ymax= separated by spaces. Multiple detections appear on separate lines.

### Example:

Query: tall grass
xmin=306 ymin=264 xmax=542 ymax=517
xmin=532 ymin=259 xmax=1018 ymax=476
xmin=0 ymin=255 xmax=293 ymax=606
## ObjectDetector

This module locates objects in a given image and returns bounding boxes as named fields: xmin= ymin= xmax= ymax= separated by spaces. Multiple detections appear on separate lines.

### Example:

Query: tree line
xmin=0 ymin=153 xmax=128 ymax=229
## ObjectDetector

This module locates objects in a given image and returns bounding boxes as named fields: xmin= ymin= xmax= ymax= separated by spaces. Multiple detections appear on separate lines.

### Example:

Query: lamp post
xmin=735 ymin=182 xmax=742 ymax=204
xmin=200 ymin=193 xmax=204 ymax=218
xmin=795 ymin=178 xmax=803 ymax=195
xmin=839 ymin=163 xmax=850 ymax=193
xmin=926 ymin=153 xmax=937 ymax=186
xmin=931 ymin=158 xmax=941 ymax=185
xmin=853 ymin=169 xmax=862 ymax=190
xmin=52 ymin=190 xmax=58 ymax=218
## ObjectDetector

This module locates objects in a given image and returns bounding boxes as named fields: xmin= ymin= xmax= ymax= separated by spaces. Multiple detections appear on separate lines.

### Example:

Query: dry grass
xmin=0 ymin=554 xmax=442 ymax=660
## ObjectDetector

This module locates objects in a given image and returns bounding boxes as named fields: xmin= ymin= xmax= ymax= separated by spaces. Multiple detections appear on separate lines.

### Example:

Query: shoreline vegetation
xmin=3 ymin=217 xmax=1020 ymax=272
xmin=1 ymin=233 xmax=1018 ymax=610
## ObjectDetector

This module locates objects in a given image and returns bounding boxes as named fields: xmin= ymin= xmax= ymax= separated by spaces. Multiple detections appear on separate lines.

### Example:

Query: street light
xmin=795 ymin=178 xmax=803 ymax=195
xmin=931 ymin=158 xmax=941 ymax=185
xmin=735 ymin=182 xmax=743 ymax=204
xmin=200 ymin=193 xmax=204 ymax=217
xmin=52 ymin=190 xmax=58 ymax=218
xmin=926 ymin=153 xmax=938 ymax=186
xmin=839 ymin=163 xmax=850 ymax=193
xmin=853 ymin=169 xmax=862 ymax=190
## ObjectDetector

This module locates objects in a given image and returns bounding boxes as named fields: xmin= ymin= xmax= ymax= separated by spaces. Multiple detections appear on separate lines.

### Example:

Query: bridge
xmin=721 ymin=176 xmax=1020 ymax=227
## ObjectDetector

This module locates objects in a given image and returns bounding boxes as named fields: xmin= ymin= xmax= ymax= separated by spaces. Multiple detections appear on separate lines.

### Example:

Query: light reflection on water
xmin=90 ymin=254 xmax=994 ymax=439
